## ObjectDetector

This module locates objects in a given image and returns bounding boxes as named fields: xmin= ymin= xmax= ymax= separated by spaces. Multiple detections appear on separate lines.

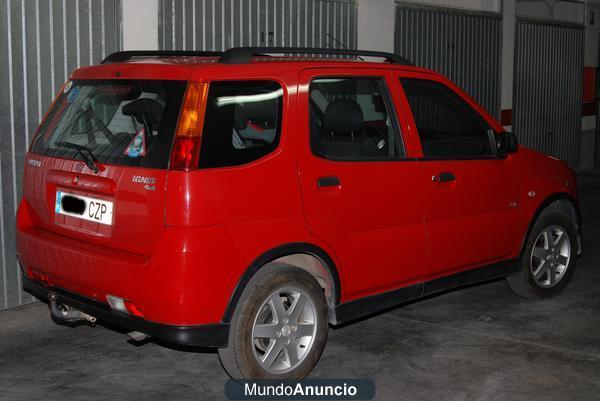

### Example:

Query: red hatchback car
xmin=17 ymin=47 xmax=581 ymax=379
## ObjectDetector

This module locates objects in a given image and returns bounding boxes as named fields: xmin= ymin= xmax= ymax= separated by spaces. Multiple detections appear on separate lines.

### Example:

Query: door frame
xmin=295 ymin=66 xmax=428 ymax=299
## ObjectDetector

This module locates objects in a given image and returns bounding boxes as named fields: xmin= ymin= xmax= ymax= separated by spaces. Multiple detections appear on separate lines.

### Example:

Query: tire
xmin=506 ymin=203 xmax=578 ymax=300
xmin=218 ymin=263 xmax=329 ymax=379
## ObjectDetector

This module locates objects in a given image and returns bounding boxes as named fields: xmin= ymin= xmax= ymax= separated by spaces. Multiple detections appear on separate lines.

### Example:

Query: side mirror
xmin=497 ymin=131 xmax=518 ymax=157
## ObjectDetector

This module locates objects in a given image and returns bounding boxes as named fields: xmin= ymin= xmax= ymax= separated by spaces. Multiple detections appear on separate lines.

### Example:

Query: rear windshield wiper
xmin=55 ymin=141 xmax=100 ymax=173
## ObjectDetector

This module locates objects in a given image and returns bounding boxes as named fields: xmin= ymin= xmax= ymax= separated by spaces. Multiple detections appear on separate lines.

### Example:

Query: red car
xmin=17 ymin=47 xmax=581 ymax=379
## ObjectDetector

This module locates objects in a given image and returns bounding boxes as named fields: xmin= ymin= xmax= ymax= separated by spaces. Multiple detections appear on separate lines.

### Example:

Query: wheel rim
xmin=251 ymin=287 xmax=318 ymax=374
xmin=530 ymin=225 xmax=571 ymax=288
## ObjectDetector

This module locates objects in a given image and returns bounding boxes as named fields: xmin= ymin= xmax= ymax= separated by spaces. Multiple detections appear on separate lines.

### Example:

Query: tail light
xmin=170 ymin=82 xmax=209 ymax=171
xmin=26 ymin=267 xmax=49 ymax=284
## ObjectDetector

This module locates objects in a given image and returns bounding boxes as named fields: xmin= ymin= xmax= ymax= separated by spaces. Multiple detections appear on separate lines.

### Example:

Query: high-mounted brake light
xmin=170 ymin=82 xmax=209 ymax=171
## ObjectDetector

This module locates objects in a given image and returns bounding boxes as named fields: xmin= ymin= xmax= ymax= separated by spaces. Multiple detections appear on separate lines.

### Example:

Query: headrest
xmin=232 ymin=101 xmax=278 ymax=131
xmin=323 ymin=99 xmax=363 ymax=134
xmin=122 ymin=98 xmax=164 ymax=125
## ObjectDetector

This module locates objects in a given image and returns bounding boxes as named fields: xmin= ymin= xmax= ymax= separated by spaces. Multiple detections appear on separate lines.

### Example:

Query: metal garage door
xmin=0 ymin=0 xmax=122 ymax=310
xmin=513 ymin=19 xmax=584 ymax=168
xmin=159 ymin=0 xmax=357 ymax=50
xmin=394 ymin=5 xmax=502 ymax=118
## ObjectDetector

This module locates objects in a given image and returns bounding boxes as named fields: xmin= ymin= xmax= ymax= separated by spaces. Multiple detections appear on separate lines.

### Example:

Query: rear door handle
xmin=432 ymin=172 xmax=455 ymax=183
xmin=317 ymin=176 xmax=341 ymax=187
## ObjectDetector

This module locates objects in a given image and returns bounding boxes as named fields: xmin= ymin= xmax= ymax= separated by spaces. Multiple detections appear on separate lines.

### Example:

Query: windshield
xmin=31 ymin=80 xmax=186 ymax=169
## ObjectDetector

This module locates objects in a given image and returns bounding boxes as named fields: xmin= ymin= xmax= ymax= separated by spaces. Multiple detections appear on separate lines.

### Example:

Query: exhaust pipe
xmin=48 ymin=293 xmax=97 ymax=324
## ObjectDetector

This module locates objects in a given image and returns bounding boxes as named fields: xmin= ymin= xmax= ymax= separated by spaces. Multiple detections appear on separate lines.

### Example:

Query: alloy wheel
xmin=530 ymin=225 xmax=571 ymax=288
xmin=251 ymin=287 xmax=318 ymax=374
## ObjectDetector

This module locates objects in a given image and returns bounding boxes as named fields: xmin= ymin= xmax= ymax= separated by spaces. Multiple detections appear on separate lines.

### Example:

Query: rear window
xmin=198 ymin=81 xmax=283 ymax=169
xmin=31 ymin=80 xmax=186 ymax=169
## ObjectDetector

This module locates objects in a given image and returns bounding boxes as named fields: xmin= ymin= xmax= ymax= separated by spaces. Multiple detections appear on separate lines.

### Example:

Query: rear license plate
xmin=55 ymin=191 xmax=114 ymax=226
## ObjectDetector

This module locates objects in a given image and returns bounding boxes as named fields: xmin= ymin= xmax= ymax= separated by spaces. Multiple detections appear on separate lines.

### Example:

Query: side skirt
xmin=334 ymin=259 xmax=519 ymax=325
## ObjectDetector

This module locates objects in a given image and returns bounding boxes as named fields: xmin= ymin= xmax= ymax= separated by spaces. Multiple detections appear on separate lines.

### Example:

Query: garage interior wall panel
xmin=396 ymin=0 xmax=500 ymax=13
xmin=0 ymin=0 xmax=122 ymax=310
xmin=394 ymin=5 xmax=502 ymax=118
xmin=159 ymin=0 xmax=357 ymax=51
xmin=513 ymin=20 xmax=584 ymax=168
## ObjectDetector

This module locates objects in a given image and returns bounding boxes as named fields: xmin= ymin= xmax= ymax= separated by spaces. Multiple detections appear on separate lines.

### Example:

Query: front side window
xmin=309 ymin=77 xmax=403 ymax=161
xmin=31 ymin=80 xmax=186 ymax=169
xmin=198 ymin=81 xmax=283 ymax=169
xmin=400 ymin=79 xmax=494 ymax=158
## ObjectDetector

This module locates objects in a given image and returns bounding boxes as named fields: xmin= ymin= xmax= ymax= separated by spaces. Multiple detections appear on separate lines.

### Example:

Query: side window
xmin=199 ymin=81 xmax=283 ymax=169
xmin=309 ymin=77 xmax=403 ymax=161
xmin=400 ymin=79 xmax=494 ymax=158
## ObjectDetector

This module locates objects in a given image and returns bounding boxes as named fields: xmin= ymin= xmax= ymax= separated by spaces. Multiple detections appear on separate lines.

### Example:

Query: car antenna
xmin=325 ymin=33 xmax=365 ymax=61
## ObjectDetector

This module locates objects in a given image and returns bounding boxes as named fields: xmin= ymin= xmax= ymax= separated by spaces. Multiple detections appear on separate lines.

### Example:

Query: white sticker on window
xmin=63 ymin=80 xmax=73 ymax=94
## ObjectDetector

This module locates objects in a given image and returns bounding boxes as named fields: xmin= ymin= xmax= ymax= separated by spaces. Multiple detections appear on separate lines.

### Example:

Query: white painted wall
xmin=121 ymin=0 xmax=159 ymax=50
xmin=357 ymin=0 xmax=395 ymax=52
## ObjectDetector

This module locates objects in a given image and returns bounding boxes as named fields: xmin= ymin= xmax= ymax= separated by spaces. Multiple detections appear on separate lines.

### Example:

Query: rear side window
xmin=31 ymin=80 xmax=186 ymax=169
xmin=400 ymin=79 xmax=494 ymax=158
xmin=198 ymin=81 xmax=283 ymax=169
xmin=309 ymin=77 xmax=403 ymax=161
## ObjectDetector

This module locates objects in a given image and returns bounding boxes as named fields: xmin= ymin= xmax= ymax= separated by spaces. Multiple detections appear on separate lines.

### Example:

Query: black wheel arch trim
xmin=521 ymin=192 xmax=582 ymax=257
xmin=222 ymin=242 xmax=341 ymax=323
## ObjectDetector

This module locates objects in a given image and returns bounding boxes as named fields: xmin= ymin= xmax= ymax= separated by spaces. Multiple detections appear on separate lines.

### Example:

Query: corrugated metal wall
xmin=158 ymin=0 xmax=357 ymax=51
xmin=0 ymin=0 xmax=122 ymax=310
xmin=513 ymin=19 xmax=584 ymax=168
xmin=394 ymin=5 xmax=502 ymax=117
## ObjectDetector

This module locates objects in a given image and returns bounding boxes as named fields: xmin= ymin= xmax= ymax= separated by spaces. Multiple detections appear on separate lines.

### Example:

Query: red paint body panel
xmin=390 ymin=70 xmax=522 ymax=279
xmin=295 ymin=68 xmax=427 ymax=300
xmin=16 ymin=57 xmax=578 ymax=328
xmin=21 ymin=155 xmax=167 ymax=256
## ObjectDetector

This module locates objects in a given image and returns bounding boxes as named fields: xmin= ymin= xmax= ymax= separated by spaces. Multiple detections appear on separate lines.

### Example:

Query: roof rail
xmin=218 ymin=47 xmax=412 ymax=65
xmin=101 ymin=50 xmax=223 ymax=64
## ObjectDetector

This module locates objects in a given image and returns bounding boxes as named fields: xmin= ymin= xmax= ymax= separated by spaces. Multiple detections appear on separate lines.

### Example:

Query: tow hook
xmin=48 ymin=293 xmax=97 ymax=324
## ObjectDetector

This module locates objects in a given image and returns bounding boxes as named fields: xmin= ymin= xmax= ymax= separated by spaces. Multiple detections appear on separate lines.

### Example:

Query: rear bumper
xmin=16 ymin=219 xmax=247 ymax=325
xmin=23 ymin=274 xmax=230 ymax=348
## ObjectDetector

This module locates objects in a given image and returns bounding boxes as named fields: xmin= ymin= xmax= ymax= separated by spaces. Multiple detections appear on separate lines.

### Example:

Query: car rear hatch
xmin=22 ymin=78 xmax=187 ymax=262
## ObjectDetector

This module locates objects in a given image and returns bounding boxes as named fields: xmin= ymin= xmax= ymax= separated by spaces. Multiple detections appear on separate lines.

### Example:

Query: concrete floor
xmin=1 ymin=170 xmax=600 ymax=401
